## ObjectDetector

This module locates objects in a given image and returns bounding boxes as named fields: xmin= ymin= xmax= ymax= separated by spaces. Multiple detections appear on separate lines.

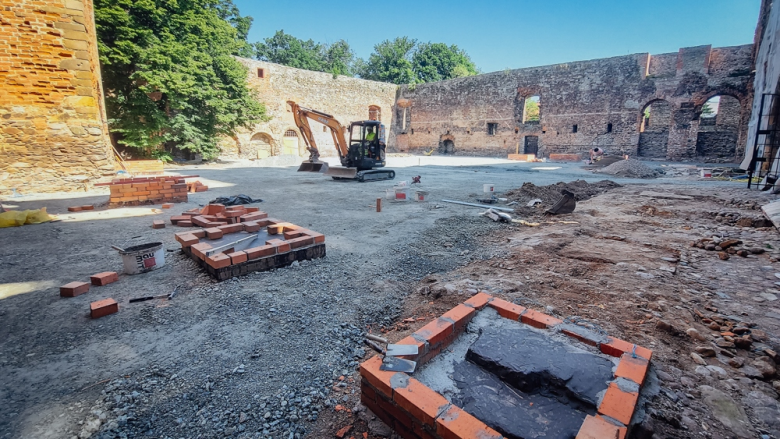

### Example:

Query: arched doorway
xmin=242 ymin=133 xmax=274 ymax=159
xmin=637 ymin=99 xmax=672 ymax=158
xmin=282 ymin=129 xmax=299 ymax=156
xmin=438 ymin=134 xmax=455 ymax=154
xmin=695 ymin=95 xmax=740 ymax=159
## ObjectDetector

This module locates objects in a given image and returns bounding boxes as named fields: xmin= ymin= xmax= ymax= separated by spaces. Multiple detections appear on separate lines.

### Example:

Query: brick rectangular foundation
xmin=175 ymin=207 xmax=326 ymax=281
xmin=359 ymin=292 xmax=651 ymax=439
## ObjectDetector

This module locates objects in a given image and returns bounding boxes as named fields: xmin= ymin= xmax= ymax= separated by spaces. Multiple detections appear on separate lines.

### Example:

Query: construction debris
xmin=593 ymin=158 xmax=662 ymax=178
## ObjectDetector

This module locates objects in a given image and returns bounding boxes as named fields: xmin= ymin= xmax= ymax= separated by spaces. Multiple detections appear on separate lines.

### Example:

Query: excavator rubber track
xmin=327 ymin=168 xmax=396 ymax=182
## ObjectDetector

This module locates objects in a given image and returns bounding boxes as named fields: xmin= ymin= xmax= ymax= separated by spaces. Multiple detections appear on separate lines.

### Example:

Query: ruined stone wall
xmin=230 ymin=59 xmax=397 ymax=160
xmin=393 ymin=45 xmax=754 ymax=162
xmin=0 ymin=0 xmax=113 ymax=194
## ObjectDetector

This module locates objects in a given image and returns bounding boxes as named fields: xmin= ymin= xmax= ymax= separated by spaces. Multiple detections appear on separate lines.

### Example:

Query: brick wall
xmin=0 ymin=0 xmax=114 ymax=194
xmin=229 ymin=59 xmax=398 ymax=160
xmin=391 ymin=45 xmax=754 ymax=162
xmin=108 ymin=176 xmax=187 ymax=207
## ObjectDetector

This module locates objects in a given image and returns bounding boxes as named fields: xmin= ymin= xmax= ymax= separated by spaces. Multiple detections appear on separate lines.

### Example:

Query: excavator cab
xmin=345 ymin=121 xmax=386 ymax=170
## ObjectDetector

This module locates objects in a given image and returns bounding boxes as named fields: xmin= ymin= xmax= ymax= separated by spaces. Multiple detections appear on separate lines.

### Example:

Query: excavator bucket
xmin=297 ymin=161 xmax=329 ymax=173
xmin=546 ymin=189 xmax=577 ymax=215
xmin=323 ymin=167 xmax=358 ymax=180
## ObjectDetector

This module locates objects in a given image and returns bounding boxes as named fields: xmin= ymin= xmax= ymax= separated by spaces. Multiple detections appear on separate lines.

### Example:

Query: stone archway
xmin=282 ymin=129 xmax=300 ymax=156
xmin=242 ymin=133 xmax=274 ymax=159
xmin=637 ymin=99 xmax=672 ymax=158
xmin=439 ymin=134 xmax=455 ymax=154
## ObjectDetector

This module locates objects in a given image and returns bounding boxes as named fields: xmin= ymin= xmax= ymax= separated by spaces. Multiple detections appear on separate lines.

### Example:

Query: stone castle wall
xmin=0 ymin=0 xmax=113 ymax=194
xmin=391 ymin=45 xmax=754 ymax=162
xmin=227 ymin=59 xmax=397 ymax=160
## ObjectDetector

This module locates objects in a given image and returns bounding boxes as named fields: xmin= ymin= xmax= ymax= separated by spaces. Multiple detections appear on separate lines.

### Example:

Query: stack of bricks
xmin=169 ymin=203 xmax=265 ymax=228
xmin=174 ymin=207 xmax=325 ymax=280
xmin=108 ymin=176 xmax=188 ymax=207
xmin=186 ymin=180 xmax=208 ymax=193
xmin=359 ymin=292 xmax=652 ymax=439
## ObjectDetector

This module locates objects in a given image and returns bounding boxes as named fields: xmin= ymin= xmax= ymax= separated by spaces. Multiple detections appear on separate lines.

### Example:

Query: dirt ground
xmin=1 ymin=157 xmax=779 ymax=439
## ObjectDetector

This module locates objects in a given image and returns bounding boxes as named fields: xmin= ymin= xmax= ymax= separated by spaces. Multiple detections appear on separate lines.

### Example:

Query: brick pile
xmin=186 ymin=180 xmax=208 ymax=193
xmin=108 ymin=176 xmax=188 ymax=207
xmin=174 ymin=207 xmax=325 ymax=280
xmin=60 ymin=271 xmax=120 ymax=319
xmin=359 ymin=292 xmax=652 ymax=439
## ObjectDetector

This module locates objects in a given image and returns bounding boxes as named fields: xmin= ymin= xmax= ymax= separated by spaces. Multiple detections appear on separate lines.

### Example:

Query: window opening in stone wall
xmin=282 ymin=130 xmax=299 ymax=156
xmin=523 ymin=95 xmax=540 ymax=123
xmin=257 ymin=68 xmax=264 ymax=78
xmin=323 ymin=126 xmax=327 ymax=132
xmin=369 ymin=105 xmax=381 ymax=121
xmin=572 ymin=125 xmax=578 ymax=133
xmin=607 ymin=123 xmax=613 ymax=133
xmin=488 ymin=123 xmax=498 ymax=136
xmin=514 ymin=127 xmax=519 ymax=133
xmin=411 ymin=129 xmax=414 ymax=135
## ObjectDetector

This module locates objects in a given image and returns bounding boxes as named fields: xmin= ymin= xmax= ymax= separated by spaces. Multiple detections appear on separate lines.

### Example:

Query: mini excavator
xmin=289 ymin=101 xmax=396 ymax=182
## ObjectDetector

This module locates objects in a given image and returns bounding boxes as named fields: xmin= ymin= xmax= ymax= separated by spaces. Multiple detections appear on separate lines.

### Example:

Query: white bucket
xmin=119 ymin=242 xmax=165 ymax=274
xmin=483 ymin=184 xmax=495 ymax=193
xmin=395 ymin=187 xmax=410 ymax=201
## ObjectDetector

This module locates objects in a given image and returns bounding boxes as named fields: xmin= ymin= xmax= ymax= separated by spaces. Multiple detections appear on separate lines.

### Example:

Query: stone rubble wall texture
xmin=741 ymin=0 xmax=780 ymax=170
xmin=0 ymin=0 xmax=114 ymax=194
xmin=392 ymin=45 xmax=755 ymax=162
xmin=229 ymin=58 xmax=397 ymax=160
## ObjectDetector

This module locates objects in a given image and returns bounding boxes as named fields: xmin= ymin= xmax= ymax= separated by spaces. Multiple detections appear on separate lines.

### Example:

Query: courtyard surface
xmin=1 ymin=156 xmax=779 ymax=439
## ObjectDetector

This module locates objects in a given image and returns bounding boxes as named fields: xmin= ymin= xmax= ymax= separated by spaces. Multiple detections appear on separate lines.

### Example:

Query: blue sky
xmin=233 ymin=0 xmax=761 ymax=74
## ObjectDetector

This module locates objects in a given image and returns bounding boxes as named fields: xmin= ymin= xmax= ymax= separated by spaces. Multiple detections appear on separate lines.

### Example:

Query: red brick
xmin=67 ymin=206 xmax=82 ymax=212
xmin=170 ymin=215 xmax=188 ymax=224
xmin=598 ymin=382 xmax=639 ymax=425
xmin=206 ymin=254 xmax=231 ymax=269
xmin=227 ymin=251 xmax=247 ymax=265
xmin=600 ymin=337 xmax=653 ymax=360
xmin=175 ymin=233 xmax=199 ymax=248
xmin=414 ymin=318 xmax=453 ymax=347
xmin=217 ymin=223 xmax=243 ymax=234
xmin=190 ymin=229 xmax=206 ymax=238
xmin=576 ymin=415 xmax=624 ymax=439
xmin=266 ymin=239 xmax=291 ymax=253
xmin=90 ymin=298 xmax=119 ymax=318
xmin=192 ymin=215 xmax=210 ymax=227
xmin=81 ymin=205 xmax=94 ymax=210
xmin=195 ymin=186 xmax=208 ymax=192
xmin=161 ymin=203 xmax=173 ymax=209
xmin=223 ymin=209 xmax=245 ymax=218
xmin=521 ymin=309 xmax=563 ymax=329
xmin=246 ymin=245 xmax=275 ymax=260
xmin=283 ymin=230 xmax=305 ymax=240
xmin=240 ymin=212 xmax=269 ymax=223
xmin=152 ymin=220 xmax=165 ymax=229
xmin=361 ymin=379 xmax=378 ymax=402
xmin=190 ymin=242 xmax=213 ymax=260
xmin=60 ymin=281 xmax=90 ymax=297
xmin=361 ymin=394 xmax=395 ymax=433
xmin=435 ymin=405 xmax=502 ymax=439
xmin=267 ymin=224 xmax=283 ymax=235
xmin=287 ymin=236 xmax=315 ymax=249
xmin=393 ymin=378 xmax=450 ymax=427
xmin=243 ymin=221 xmax=261 ymax=232
xmin=488 ymin=297 xmax=525 ymax=320
xmin=177 ymin=220 xmax=193 ymax=227
xmin=463 ymin=292 xmax=492 ymax=309
xmin=202 ymin=204 xmax=225 ymax=215
xmin=441 ymin=304 xmax=476 ymax=334
xmin=90 ymin=272 xmax=118 ymax=286
xmin=204 ymin=227 xmax=223 ymax=240
xmin=300 ymin=230 xmax=325 ymax=243
xmin=245 ymin=207 xmax=260 ymax=213
xmin=359 ymin=356 xmax=396 ymax=398
xmin=615 ymin=353 xmax=650 ymax=385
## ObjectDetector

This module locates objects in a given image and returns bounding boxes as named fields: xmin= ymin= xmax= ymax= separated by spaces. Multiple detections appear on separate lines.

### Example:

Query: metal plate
xmin=386 ymin=344 xmax=418 ymax=357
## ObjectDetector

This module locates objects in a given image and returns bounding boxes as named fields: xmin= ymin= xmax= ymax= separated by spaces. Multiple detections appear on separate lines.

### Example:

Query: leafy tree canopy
xmin=358 ymin=37 xmax=417 ymax=84
xmin=254 ymin=31 xmax=357 ymax=76
xmin=95 ymin=0 xmax=267 ymax=158
xmin=412 ymin=42 xmax=478 ymax=83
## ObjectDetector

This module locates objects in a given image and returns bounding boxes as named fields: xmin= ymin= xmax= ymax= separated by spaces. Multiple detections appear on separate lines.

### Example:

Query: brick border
xmin=359 ymin=292 xmax=651 ymax=439
xmin=174 ymin=213 xmax=326 ymax=281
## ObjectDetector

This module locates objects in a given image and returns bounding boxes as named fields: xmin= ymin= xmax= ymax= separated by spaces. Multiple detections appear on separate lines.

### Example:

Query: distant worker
xmin=365 ymin=126 xmax=377 ymax=158
xmin=589 ymin=147 xmax=604 ymax=164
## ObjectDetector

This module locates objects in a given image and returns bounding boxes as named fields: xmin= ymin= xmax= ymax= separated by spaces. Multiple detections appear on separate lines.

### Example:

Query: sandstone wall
xmin=393 ymin=45 xmax=754 ymax=162
xmin=230 ymin=59 xmax=397 ymax=160
xmin=0 ymin=0 xmax=113 ymax=194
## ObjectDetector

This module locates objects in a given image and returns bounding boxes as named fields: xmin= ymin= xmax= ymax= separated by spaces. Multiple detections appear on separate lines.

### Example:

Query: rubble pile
xmin=505 ymin=180 xmax=620 ymax=216
xmin=594 ymin=159 xmax=663 ymax=178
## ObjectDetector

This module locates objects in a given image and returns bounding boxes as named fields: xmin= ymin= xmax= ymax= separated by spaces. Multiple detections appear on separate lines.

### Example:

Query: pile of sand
xmin=594 ymin=159 xmax=662 ymax=179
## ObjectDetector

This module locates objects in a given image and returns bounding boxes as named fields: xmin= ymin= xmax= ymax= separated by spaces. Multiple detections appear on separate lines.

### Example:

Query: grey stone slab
xmin=466 ymin=325 xmax=613 ymax=407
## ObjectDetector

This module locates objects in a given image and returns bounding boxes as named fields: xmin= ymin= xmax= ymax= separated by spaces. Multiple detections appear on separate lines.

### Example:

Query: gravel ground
xmin=0 ymin=157 xmax=757 ymax=439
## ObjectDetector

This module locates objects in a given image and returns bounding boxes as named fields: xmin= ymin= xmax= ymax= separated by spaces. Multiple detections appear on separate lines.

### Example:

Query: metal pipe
xmin=441 ymin=199 xmax=514 ymax=212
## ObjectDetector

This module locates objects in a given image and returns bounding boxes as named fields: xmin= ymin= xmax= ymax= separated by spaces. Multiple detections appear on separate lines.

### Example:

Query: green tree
xmin=95 ymin=0 xmax=266 ymax=158
xmin=359 ymin=37 xmax=417 ymax=84
xmin=701 ymin=102 xmax=715 ymax=117
xmin=254 ymin=30 xmax=327 ymax=72
xmin=412 ymin=42 xmax=478 ymax=83
xmin=524 ymin=98 xmax=540 ymax=122
xmin=324 ymin=40 xmax=355 ymax=76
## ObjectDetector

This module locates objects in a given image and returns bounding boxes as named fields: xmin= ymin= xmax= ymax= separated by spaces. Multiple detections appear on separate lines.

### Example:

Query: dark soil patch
xmin=505 ymin=180 xmax=621 ymax=217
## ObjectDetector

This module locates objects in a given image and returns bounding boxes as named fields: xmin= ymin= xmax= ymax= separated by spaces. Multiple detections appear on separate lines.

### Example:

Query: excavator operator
xmin=365 ymin=126 xmax=377 ymax=159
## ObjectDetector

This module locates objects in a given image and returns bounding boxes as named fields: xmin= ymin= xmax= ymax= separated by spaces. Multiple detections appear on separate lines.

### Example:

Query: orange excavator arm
xmin=288 ymin=100 xmax=349 ymax=162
